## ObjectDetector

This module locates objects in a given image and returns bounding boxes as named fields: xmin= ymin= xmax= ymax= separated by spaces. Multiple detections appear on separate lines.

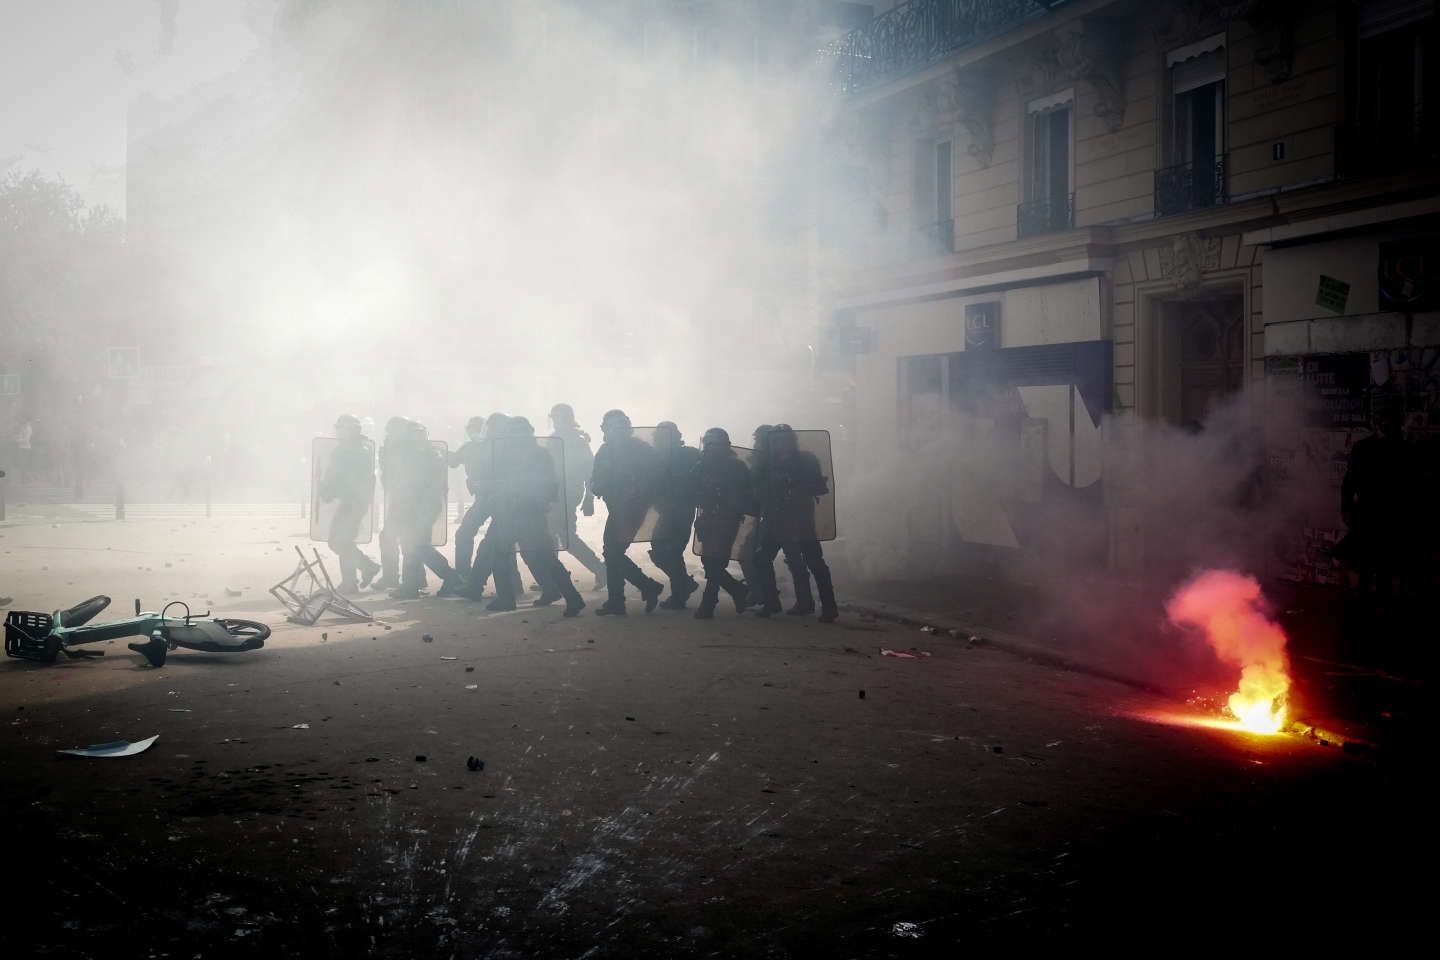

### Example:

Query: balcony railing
xmin=913 ymin=218 xmax=956 ymax=255
xmin=825 ymin=0 xmax=1068 ymax=94
xmin=1016 ymin=193 xmax=1074 ymax=238
xmin=1154 ymin=154 xmax=1227 ymax=217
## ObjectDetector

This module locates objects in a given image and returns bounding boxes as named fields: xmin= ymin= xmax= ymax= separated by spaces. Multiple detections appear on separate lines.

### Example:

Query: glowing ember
xmin=1166 ymin=570 xmax=1290 ymax=735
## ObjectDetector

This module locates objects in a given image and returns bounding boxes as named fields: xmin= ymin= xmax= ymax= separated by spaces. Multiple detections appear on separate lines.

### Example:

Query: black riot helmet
xmin=601 ymin=409 xmax=633 ymax=441
xmin=701 ymin=427 xmax=731 ymax=453
xmin=768 ymin=423 xmax=799 ymax=457
xmin=465 ymin=416 xmax=486 ymax=439
xmin=550 ymin=403 xmax=576 ymax=430
xmin=509 ymin=416 xmax=535 ymax=437
xmin=334 ymin=413 xmax=362 ymax=441
xmin=654 ymin=420 xmax=682 ymax=449
xmin=484 ymin=413 xmax=510 ymax=438
xmin=384 ymin=416 xmax=409 ymax=440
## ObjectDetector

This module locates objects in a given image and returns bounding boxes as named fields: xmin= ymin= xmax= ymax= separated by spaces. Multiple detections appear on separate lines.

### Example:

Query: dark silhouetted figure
xmin=391 ymin=420 xmax=459 ymax=599
xmin=1340 ymin=402 xmax=1410 ymax=606
xmin=489 ymin=416 xmax=585 ymax=617
xmin=375 ymin=416 xmax=410 ymax=590
xmin=549 ymin=403 xmax=606 ymax=590
xmin=760 ymin=425 xmax=837 ymax=623
xmin=692 ymin=427 xmax=751 ymax=619
xmin=465 ymin=414 xmax=523 ymax=608
xmin=740 ymin=423 xmax=783 ymax=616
xmin=591 ymin=409 xmax=663 ymax=615
xmin=319 ymin=414 xmax=380 ymax=592
xmin=648 ymin=421 xmax=701 ymax=609
xmin=447 ymin=415 xmax=489 ymax=591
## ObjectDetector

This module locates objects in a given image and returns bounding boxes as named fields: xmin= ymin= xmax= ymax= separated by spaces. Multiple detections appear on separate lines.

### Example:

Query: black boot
xmin=727 ymin=580 xmax=749 ymax=614
xmin=813 ymin=558 xmax=838 ymax=623
xmin=595 ymin=600 xmax=626 ymax=616
xmin=785 ymin=558 xmax=814 ymax=614
xmin=694 ymin=581 xmax=720 ymax=620
xmin=640 ymin=579 xmax=664 ymax=614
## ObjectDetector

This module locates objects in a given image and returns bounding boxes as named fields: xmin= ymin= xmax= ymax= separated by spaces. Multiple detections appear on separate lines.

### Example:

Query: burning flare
xmin=1166 ymin=570 xmax=1290 ymax=734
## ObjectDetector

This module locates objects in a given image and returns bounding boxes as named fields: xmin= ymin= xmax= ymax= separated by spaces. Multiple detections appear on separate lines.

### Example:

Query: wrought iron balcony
xmin=913 ymin=218 xmax=956 ymax=255
xmin=1154 ymin=154 xmax=1227 ymax=217
xmin=825 ymin=0 xmax=1069 ymax=94
xmin=1016 ymin=193 xmax=1073 ymax=238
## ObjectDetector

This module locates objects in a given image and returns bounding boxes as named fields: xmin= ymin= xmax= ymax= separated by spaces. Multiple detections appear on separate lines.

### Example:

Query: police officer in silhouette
xmin=648 ymin=421 xmax=701 ymax=609
xmin=759 ymin=425 xmax=837 ymax=623
xmin=489 ymin=416 xmax=586 ymax=617
xmin=319 ymin=414 xmax=380 ymax=593
xmin=590 ymin=409 xmax=663 ymax=615
xmin=691 ymin=427 xmax=751 ymax=619
xmin=549 ymin=403 xmax=606 ymax=591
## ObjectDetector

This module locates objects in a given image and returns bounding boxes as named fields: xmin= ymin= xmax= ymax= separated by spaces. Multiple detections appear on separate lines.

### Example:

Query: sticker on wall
xmin=1315 ymin=275 xmax=1350 ymax=314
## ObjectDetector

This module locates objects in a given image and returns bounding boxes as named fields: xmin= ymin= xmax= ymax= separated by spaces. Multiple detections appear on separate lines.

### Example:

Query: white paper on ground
xmin=57 ymin=734 xmax=159 ymax=758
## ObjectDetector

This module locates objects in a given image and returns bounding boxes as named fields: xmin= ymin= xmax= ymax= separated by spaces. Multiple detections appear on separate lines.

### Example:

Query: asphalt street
xmin=0 ymin=515 xmax=1423 ymax=956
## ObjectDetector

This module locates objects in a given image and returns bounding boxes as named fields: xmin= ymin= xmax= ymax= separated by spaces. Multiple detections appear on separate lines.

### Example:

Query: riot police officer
xmin=740 ymin=424 xmax=783 ymax=616
xmin=445 ymin=415 xmax=489 ymax=593
xmin=549 ymin=403 xmax=606 ymax=591
xmin=759 ymin=424 xmax=837 ymax=623
xmin=391 ymin=420 xmax=460 ymax=599
xmin=590 ymin=409 xmax=664 ymax=615
xmin=319 ymin=414 xmax=380 ymax=592
xmin=691 ymin=427 xmax=751 ymax=619
xmin=489 ymin=416 xmax=585 ymax=617
xmin=648 ymin=421 xmax=701 ymax=609
xmin=375 ymin=416 xmax=410 ymax=591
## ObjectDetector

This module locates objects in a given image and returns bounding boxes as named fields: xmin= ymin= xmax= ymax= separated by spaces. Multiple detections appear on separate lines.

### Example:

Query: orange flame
xmin=1166 ymin=570 xmax=1290 ymax=735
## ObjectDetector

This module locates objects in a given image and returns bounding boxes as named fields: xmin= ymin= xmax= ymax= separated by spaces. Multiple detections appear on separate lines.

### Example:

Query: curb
xmin=844 ymin=599 xmax=1192 ymax=700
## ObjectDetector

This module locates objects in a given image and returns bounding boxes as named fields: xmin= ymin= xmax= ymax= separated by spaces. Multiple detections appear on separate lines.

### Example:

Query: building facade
xmin=818 ymin=0 xmax=1439 ymax=582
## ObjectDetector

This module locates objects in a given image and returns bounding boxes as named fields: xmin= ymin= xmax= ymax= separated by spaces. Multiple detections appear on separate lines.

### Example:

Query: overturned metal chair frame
xmin=270 ymin=546 xmax=372 ymax=625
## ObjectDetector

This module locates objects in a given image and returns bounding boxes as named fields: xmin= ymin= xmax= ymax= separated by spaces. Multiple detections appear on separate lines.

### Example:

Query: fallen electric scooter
xmin=5 ymin=596 xmax=269 ymax=667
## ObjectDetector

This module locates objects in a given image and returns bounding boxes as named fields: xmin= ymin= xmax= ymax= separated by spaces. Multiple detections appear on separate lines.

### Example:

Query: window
xmin=1350 ymin=0 xmax=1439 ymax=172
xmin=913 ymin=140 xmax=955 ymax=254
xmin=1158 ymin=34 xmax=1227 ymax=214
xmin=1018 ymin=91 xmax=1073 ymax=237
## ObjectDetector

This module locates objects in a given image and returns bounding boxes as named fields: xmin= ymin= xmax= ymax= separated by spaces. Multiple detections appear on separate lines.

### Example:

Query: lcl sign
xmin=1379 ymin=239 xmax=1438 ymax=312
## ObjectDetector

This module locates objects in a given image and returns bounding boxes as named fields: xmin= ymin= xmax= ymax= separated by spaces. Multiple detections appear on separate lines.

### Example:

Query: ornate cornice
xmin=1020 ymin=18 xmax=1129 ymax=133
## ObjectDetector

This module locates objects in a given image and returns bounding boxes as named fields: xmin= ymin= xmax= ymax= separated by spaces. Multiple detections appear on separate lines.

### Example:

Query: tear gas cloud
xmin=117 ymin=0 xmax=840 ymax=490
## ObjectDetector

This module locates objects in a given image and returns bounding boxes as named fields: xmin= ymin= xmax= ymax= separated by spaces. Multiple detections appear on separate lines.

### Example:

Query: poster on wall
xmin=1263 ymin=353 xmax=1369 ymax=428
xmin=1378 ymin=239 xmax=1438 ymax=313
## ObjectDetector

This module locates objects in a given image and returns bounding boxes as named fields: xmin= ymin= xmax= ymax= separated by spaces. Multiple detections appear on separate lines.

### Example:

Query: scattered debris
xmin=858 ymin=690 xmax=866 ymax=700
xmin=440 ymin=656 xmax=457 ymax=661
xmin=989 ymin=745 xmax=1004 ymax=754
xmin=919 ymin=626 xmax=937 ymax=634
xmin=291 ymin=723 xmax=310 ymax=730
xmin=465 ymin=666 xmax=475 ymax=673
xmin=880 ymin=648 xmax=931 ymax=659
xmin=892 ymin=921 xmax=923 ymax=940
xmin=167 ymin=708 xmax=192 ymax=713
xmin=423 ymin=634 xmax=434 ymax=643
xmin=415 ymin=755 xmax=427 ymax=762
xmin=464 ymin=684 xmax=478 ymax=690
xmin=58 ymin=734 xmax=159 ymax=758
xmin=625 ymin=716 xmax=636 ymax=721
xmin=467 ymin=756 xmax=484 ymax=772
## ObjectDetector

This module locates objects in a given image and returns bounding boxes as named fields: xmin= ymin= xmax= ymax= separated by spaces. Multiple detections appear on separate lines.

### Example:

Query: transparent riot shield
xmin=310 ymin=436 xmax=376 ymax=544
xmin=721 ymin=429 xmax=837 ymax=556
xmin=793 ymin=429 xmax=837 ymax=542
xmin=690 ymin=445 xmax=758 ymax=560
xmin=485 ymin=435 xmax=570 ymax=552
